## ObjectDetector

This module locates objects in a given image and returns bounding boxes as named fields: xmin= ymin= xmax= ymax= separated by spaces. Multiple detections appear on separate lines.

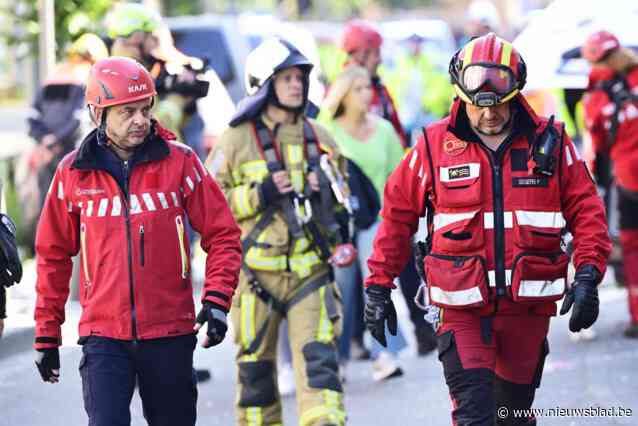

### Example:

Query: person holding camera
xmin=106 ymin=3 xmax=209 ymax=158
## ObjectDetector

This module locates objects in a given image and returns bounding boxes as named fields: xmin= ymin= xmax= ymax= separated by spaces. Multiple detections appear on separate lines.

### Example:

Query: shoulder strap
xmin=253 ymin=118 xmax=283 ymax=172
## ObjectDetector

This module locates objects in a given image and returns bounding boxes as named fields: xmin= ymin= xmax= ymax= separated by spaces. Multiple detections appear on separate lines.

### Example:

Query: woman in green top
xmin=322 ymin=65 xmax=407 ymax=381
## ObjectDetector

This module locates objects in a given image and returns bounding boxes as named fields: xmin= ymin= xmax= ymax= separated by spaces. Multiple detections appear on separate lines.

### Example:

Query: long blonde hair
xmin=322 ymin=65 xmax=370 ymax=119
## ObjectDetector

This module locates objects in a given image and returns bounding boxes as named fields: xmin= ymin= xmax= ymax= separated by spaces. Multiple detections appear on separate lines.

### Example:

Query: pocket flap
xmin=511 ymin=253 xmax=568 ymax=302
xmin=425 ymin=254 xmax=488 ymax=308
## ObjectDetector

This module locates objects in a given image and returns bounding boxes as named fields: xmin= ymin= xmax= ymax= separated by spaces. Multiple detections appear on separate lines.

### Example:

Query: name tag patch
xmin=440 ymin=163 xmax=480 ymax=183
xmin=512 ymin=177 xmax=548 ymax=187
xmin=448 ymin=165 xmax=470 ymax=180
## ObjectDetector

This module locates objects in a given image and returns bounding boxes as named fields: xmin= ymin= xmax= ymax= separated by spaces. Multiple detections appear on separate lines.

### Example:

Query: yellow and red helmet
xmin=449 ymin=33 xmax=526 ymax=107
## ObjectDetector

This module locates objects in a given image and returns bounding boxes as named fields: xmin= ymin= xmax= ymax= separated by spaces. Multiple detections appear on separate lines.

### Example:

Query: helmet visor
xmin=461 ymin=64 xmax=516 ymax=96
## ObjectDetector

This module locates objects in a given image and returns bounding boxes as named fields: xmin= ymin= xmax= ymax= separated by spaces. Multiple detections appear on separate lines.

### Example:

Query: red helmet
xmin=582 ymin=30 xmax=620 ymax=63
xmin=85 ymin=56 xmax=157 ymax=110
xmin=341 ymin=20 xmax=382 ymax=53
xmin=449 ymin=33 xmax=526 ymax=107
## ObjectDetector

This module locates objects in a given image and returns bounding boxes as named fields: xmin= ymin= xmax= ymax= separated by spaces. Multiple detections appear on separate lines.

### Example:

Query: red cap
xmin=582 ymin=30 xmax=620 ymax=63
xmin=342 ymin=20 xmax=382 ymax=53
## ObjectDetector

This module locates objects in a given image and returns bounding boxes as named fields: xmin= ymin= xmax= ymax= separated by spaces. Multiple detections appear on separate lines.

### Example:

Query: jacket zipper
xmin=139 ymin=225 xmax=145 ymax=266
xmin=477 ymin=145 xmax=507 ymax=299
xmin=175 ymin=215 xmax=188 ymax=279
xmin=80 ymin=223 xmax=91 ymax=292
xmin=122 ymin=160 xmax=138 ymax=341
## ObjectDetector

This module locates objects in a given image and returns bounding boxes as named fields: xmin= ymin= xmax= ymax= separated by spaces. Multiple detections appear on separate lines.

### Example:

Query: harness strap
xmin=242 ymin=271 xmax=333 ymax=355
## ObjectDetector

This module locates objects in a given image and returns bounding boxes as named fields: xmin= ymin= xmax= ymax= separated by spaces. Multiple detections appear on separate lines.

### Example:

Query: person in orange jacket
xmin=364 ymin=33 xmax=611 ymax=425
xmin=33 ymin=57 xmax=242 ymax=425
xmin=581 ymin=30 xmax=638 ymax=338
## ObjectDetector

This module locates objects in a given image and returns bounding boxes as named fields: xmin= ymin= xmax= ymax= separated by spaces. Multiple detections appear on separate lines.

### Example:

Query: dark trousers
xmin=398 ymin=246 xmax=429 ymax=330
xmin=79 ymin=335 xmax=198 ymax=426
xmin=437 ymin=310 xmax=550 ymax=426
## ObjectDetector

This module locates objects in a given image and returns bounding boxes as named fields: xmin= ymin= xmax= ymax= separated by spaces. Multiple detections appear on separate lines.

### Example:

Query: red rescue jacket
xmin=583 ymin=65 xmax=638 ymax=191
xmin=366 ymin=96 xmax=611 ymax=316
xmin=34 ymin=125 xmax=242 ymax=348
xmin=370 ymin=76 xmax=408 ymax=148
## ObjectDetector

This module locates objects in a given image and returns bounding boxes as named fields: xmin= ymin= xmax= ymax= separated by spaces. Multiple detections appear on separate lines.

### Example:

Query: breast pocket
xmin=438 ymin=163 xmax=482 ymax=208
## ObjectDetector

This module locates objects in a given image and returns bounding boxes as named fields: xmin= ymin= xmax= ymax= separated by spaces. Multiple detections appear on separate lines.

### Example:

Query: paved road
xmin=1 ymin=282 xmax=636 ymax=426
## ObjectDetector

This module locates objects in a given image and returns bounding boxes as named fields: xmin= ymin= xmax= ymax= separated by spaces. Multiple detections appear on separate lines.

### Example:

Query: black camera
xmin=154 ymin=58 xmax=210 ymax=99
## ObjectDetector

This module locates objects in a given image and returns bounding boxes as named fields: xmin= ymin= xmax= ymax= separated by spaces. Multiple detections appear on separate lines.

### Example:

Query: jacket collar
xmin=447 ymin=94 xmax=540 ymax=143
xmin=71 ymin=121 xmax=171 ymax=170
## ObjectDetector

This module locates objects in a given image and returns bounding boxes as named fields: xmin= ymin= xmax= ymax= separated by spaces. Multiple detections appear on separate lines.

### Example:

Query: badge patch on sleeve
xmin=512 ymin=177 xmax=548 ymax=187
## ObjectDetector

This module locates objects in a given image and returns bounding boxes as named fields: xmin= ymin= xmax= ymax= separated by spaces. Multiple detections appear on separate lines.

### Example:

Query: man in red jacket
xmin=364 ymin=33 xmax=611 ymax=425
xmin=33 ymin=56 xmax=242 ymax=426
xmin=341 ymin=20 xmax=408 ymax=147
xmin=581 ymin=30 xmax=638 ymax=338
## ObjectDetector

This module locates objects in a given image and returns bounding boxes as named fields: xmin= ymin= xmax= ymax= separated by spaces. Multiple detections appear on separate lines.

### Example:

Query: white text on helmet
xmin=128 ymin=84 xmax=148 ymax=94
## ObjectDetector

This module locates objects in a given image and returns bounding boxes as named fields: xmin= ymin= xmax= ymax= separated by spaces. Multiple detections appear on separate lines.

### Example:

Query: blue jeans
xmin=336 ymin=220 xmax=408 ymax=359
xmin=79 ymin=335 xmax=198 ymax=426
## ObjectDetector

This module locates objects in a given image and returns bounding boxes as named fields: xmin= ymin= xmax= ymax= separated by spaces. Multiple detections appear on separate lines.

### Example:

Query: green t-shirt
xmin=326 ymin=118 xmax=405 ymax=205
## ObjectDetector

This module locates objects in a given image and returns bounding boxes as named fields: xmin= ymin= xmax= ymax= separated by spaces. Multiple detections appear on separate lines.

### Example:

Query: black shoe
xmin=624 ymin=323 xmax=638 ymax=338
xmin=195 ymin=368 xmax=212 ymax=383
xmin=415 ymin=326 xmax=437 ymax=356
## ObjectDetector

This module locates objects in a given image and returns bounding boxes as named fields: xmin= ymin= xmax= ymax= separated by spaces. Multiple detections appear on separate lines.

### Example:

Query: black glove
xmin=35 ymin=348 xmax=60 ymax=382
xmin=365 ymin=285 xmax=398 ymax=348
xmin=0 ymin=214 xmax=22 ymax=288
xmin=195 ymin=302 xmax=228 ymax=348
xmin=560 ymin=265 xmax=601 ymax=332
xmin=258 ymin=174 xmax=284 ymax=206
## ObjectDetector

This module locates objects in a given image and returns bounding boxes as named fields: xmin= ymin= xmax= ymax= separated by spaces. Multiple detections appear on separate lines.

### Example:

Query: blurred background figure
xmin=23 ymin=33 xmax=107 ymax=255
xmin=322 ymin=64 xmax=407 ymax=381
xmin=341 ymin=19 xmax=408 ymax=147
xmin=581 ymin=30 xmax=638 ymax=338
xmin=458 ymin=0 xmax=501 ymax=46
xmin=382 ymin=32 xmax=454 ymax=139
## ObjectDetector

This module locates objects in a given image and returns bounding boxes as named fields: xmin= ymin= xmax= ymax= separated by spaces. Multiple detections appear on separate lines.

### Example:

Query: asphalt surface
xmin=1 ymin=282 xmax=636 ymax=426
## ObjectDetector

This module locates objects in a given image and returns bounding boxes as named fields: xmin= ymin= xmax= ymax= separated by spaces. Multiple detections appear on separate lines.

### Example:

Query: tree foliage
xmin=0 ymin=0 xmax=113 ymax=59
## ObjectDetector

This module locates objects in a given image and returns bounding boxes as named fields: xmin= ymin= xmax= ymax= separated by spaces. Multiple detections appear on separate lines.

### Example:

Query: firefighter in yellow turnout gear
xmin=207 ymin=38 xmax=354 ymax=426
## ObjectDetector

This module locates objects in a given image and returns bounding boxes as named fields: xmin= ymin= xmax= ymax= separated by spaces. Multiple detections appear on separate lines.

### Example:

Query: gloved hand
xmin=560 ymin=264 xmax=601 ymax=332
xmin=0 ymin=214 xmax=22 ymax=287
xmin=365 ymin=285 xmax=397 ymax=348
xmin=194 ymin=302 xmax=228 ymax=348
xmin=35 ymin=348 xmax=60 ymax=383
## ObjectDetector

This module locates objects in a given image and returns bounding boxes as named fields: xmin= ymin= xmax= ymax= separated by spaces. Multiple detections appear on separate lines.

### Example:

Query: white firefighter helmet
xmin=230 ymin=37 xmax=313 ymax=126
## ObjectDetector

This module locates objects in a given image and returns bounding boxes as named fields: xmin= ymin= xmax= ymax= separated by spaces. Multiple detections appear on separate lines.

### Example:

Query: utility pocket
xmin=425 ymin=254 xmax=488 ymax=308
xmin=510 ymin=252 xmax=568 ymax=303
xmin=175 ymin=215 xmax=189 ymax=280
xmin=438 ymin=163 xmax=482 ymax=208
xmin=432 ymin=210 xmax=484 ymax=254
xmin=513 ymin=210 xmax=565 ymax=251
